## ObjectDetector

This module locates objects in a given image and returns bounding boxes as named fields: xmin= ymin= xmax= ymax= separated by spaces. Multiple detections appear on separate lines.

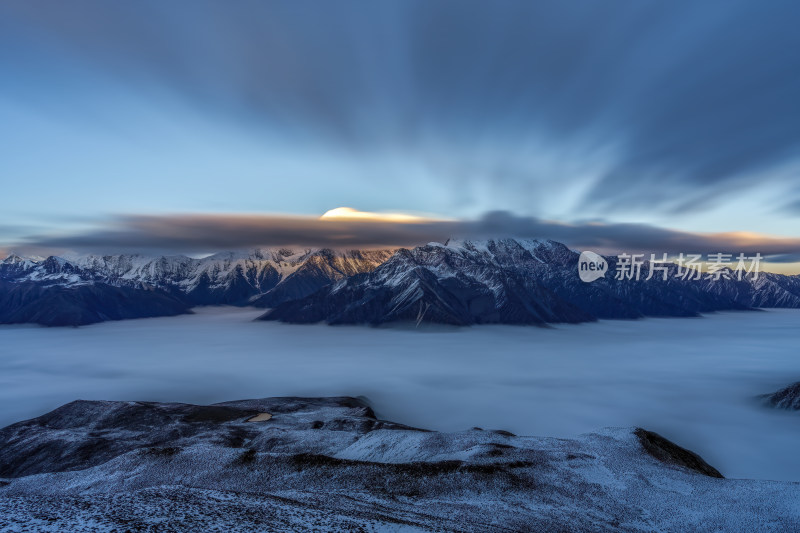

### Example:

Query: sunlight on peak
xmin=320 ymin=207 xmax=426 ymax=223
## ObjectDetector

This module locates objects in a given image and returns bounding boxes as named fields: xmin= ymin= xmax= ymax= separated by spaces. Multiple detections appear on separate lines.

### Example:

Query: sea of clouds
xmin=1 ymin=307 xmax=799 ymax=481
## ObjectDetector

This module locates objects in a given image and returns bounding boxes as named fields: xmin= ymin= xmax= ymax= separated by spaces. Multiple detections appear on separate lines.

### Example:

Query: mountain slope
xmin=261 ymin=243 xmax=593 ymax=325
xmin=3 ymin=239 xmax=799 ymax=327
xmin=262 ymin=238 xmax=795 ymax=326
xmin=250 ymin=248 xmax=394 ymax=307
xmin=0 ymin=248 xmax=393 ymax=325
xmin=1 ymin=396 xmax=798 ymax=531
xmin=764 ymin=381 xmax=800 ymax=410
xmin=0 ymin=281 xmax=190 ymax=326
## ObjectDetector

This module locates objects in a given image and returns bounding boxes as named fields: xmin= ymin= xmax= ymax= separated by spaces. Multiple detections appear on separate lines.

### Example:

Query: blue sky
xmin=1 ymin=0 xmax=799 ymax=257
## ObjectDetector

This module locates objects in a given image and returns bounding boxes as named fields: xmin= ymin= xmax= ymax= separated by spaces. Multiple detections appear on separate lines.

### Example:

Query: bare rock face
xmin=634 ymin=428 xmax=723 ymax=478
xmin=1 ymin=396 xmax=799 ymax=531
xmin=764 ymin=381 xmax=800 ymax=410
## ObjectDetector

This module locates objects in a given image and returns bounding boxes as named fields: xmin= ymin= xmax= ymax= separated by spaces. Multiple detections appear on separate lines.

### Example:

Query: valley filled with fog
xmin=1 ymin=307 xmax=799 ymax=481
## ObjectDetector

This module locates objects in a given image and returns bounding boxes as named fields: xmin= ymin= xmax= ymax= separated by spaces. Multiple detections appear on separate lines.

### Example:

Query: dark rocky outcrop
xmin=635 ymin=428 xmax=723 ymax=478
xmin=763 ymin=382 xmax=800 ymax=410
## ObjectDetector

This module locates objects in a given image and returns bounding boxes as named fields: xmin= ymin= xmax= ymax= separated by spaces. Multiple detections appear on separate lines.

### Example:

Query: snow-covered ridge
xmin=1 ymin=247 xmax=395 ymax=305
xmin=1 ymin=396 xmax=798 ymax=531
xmin=4 ymin=238 xmax=800 ymax=327
xmin=63 ymin=248 xmax=315 ymax=289
xmin=0 ymin=240 xmax=566 ymax=310
xmin=263 ymin=238 xmax=800 ymax=326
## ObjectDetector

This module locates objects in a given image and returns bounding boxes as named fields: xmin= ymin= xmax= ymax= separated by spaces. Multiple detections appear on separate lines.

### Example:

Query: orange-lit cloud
xmin=7 ymin=209 xmax=799 ymax=261
xmin=320 ymin=207 xmax=432 ymax=223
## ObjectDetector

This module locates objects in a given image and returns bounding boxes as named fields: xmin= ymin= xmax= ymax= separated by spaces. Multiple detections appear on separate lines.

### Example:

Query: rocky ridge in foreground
xmin=1 ymin=396 xmax=798 ymax=531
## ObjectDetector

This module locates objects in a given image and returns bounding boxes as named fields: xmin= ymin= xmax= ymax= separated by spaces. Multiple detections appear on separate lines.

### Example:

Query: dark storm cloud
xmin=21 ymin=212 xmax=800 ymax=257
xmin=1 ymin=0 xmax=799 ymax=214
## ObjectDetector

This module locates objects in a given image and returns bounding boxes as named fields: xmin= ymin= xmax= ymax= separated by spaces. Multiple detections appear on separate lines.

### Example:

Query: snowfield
xmin=1 ymin=396 xmax=799 ymax=532
xmin=1 ymin=307 xmax=800 ymax=483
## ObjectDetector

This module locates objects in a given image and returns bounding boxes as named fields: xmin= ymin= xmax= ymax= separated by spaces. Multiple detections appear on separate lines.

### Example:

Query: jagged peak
xmin=2 ymin=253 xmax=25 ymax=264
xmin=42 ymin=255 xmax=70 ymax=266
xmin=417 ymin=238 xmax=572 ymax=257
xmin=437 ymin=237 xmax=558 ymax=248
xmin=2 ymin=253 xmax=46 ymax=264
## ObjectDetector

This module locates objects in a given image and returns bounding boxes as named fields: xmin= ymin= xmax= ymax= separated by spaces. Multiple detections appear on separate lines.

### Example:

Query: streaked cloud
xmin=0 ymin=0 xmax=799 ymax=234
xmin=14 ymin=211 xmax=800 ymax=261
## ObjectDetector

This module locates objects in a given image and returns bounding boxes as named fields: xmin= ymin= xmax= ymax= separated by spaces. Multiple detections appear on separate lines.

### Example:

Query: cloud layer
xmin=18 ymin=211 xmax=800 ymax=258
xmin=1 ymin=0 xmax=799 ymax=225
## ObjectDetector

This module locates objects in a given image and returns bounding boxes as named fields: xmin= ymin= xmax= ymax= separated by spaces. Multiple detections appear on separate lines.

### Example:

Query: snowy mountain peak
xmin=4 ymin=239 xmax=800 ymax=327
xmin=2 ymin=254 xmax=23 ymax=264
xmin=262 ymin=238 xmax=800 ymax=326
xmin=0 ymin=246 xmax=397 ymax=313
xmin=435 ymin=237 xmax=571 ymax=257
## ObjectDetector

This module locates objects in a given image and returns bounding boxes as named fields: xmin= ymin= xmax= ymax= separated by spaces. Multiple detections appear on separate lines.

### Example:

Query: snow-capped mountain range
xmin=2 ymin=248 xmax=392 ymax=301
xmin=2 ymin=238 xmax=800 ymax=326
xmin=262 ymin=238 xmax=800 ymax=326
xmin=0 ymin=248 xmax=393 ymax=325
